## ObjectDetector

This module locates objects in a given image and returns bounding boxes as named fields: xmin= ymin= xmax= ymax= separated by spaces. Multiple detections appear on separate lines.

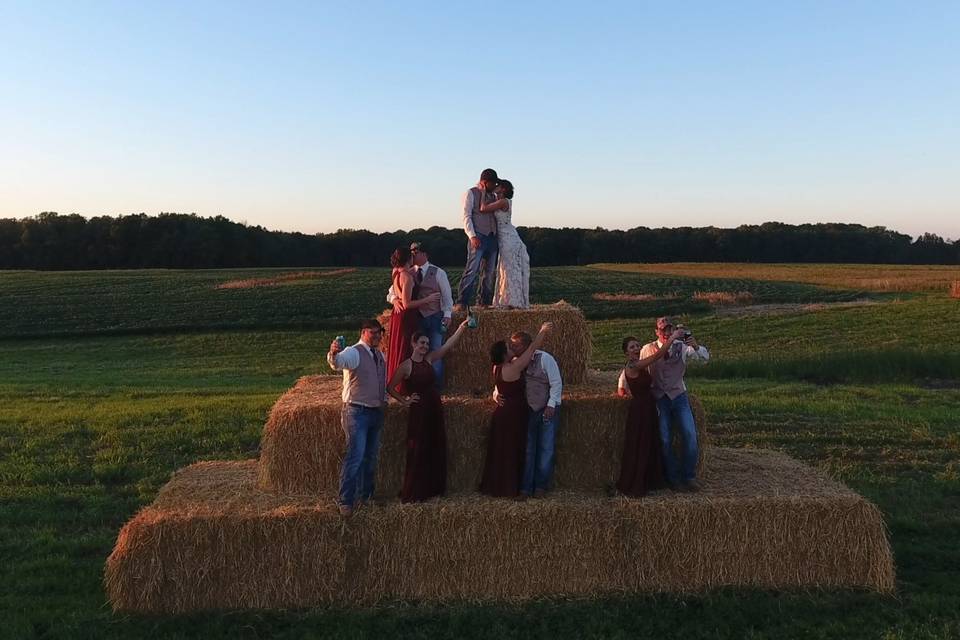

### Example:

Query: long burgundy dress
xmin=480 ymin=366 xmax=529 ymax=497
xmin=387 ymin=269 xmax=419 ymax=390
xmin=616 ymin=368 xmax=664 ymax=496
xmin=400 ymin=359 xmax=447 ymax=502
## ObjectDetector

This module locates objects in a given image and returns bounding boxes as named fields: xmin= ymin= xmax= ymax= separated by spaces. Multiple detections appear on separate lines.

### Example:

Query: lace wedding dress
xmin=492 ymin=201 xmax=530 ymax=308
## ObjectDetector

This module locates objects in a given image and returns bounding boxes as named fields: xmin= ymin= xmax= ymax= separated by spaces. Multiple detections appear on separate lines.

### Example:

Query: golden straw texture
xmin=257 ymin=374 xmax=707 ymax=496
xmin=106 ymin=449 xmax=895 ymax=613
xmin=379 ymin=302 xmax=592 ymax=393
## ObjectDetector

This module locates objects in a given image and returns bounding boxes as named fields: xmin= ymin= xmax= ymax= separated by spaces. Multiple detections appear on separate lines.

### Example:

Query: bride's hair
xmin=498 ymin=179 xmax=514 ymax=199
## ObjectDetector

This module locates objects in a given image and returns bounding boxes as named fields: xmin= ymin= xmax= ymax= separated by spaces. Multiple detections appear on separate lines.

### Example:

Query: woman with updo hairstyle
xmin=615 ymin=329 xmax=682 ymax=496
xmin=480 ymin=322 xmax=553 ymax=498
xmin=386 ymin=246 xmax=441 ymax=386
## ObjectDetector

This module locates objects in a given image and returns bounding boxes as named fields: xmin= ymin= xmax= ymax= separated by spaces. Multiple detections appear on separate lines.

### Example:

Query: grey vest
xmin=525 ymin=352 xmax=551 ymax=411
xmin=470 ymin=187 xmax=497 ymax=236
xmin=649 ymin=341 xmax=687 ymax=400
xmin=416 ymin=265 xmax=441 ymax=317
xmin=342 ymin=343 xmax=386 ymax=407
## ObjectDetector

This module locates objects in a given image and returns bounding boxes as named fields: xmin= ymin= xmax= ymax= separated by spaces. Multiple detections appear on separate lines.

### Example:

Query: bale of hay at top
xmin=378 ymin=302 xmax=592 ymax=393
xmin=258 ymin=374 xmax=708 ymax=496
xmin=106 ymin=448 xmax=895 ymax=612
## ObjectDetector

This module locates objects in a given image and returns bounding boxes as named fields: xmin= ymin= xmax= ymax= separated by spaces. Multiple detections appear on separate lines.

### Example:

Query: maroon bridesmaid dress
xmin=480 ymin=366 xmax=529 ymax=497
xmin=387 ymin=269 xmax=419 ymax=389
xmin=616 ymin=368 xmax=664 ymax=496
xmin=400 ymin=359 xmax=447 ymax=502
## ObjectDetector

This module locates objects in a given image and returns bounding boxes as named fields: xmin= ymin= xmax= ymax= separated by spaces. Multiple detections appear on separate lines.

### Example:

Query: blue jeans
xmin=656 ymin=392 xmax=698 ymax=485
xmin=522 ymin=406 xmax=560 ymax=494
xmin=338 ymin=404 xmax=384 ymax=507
xmin=456 ymin=233 xmax=499 ymax=306
xmin=419 ymin=311 xmax=445 ymax=388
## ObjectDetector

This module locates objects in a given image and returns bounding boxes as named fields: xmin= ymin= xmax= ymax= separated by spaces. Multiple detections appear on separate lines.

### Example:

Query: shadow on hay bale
xmin=106 ymin=449 xmax=895 ymax=613
xmin=257 ymin=374 xmax=708 ymax=496
xmin=377 ymin=302 xmax=592 ymax=393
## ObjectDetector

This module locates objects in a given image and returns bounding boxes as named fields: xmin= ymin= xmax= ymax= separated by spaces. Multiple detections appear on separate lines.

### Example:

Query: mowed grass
xmin=1 ymin=264 xmax=959 ymax=638
xmin=0 ymin=266 xmax=872 ymax=338
xmin=592 ymin=262 xmax=960 ymax=293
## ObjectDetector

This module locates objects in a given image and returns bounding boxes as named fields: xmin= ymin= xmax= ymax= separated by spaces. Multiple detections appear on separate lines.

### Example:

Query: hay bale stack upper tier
xmin=378 ymin=302 xmax=592 ymax=392
xmin=257 ymin=373 xmax=707 ymax=496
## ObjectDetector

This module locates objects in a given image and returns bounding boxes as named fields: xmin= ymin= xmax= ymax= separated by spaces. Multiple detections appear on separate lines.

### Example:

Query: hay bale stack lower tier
xmin=106 ymin=448 xmax=895 ymax=613
xmin=257 ymin=375 xmax=707 ymax=495
xmin=378 ymin=302 xmax=592 ymax=392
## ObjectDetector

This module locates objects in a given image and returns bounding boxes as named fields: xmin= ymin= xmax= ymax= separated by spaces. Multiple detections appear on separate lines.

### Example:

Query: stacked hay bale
xmin=257 ymin=374 xmax=707 ymax=496
xmin=105 ymin=301 xmax=896 ymax=613
xmin=377 ymin=302 xmax=592 ymax=392
xmin=106 ymin=449 xmax=895 ymax=612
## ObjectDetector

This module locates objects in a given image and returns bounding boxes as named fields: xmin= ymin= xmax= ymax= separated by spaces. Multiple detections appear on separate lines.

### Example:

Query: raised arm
xmin=479 ymin=196 xmax=509 ymax=213
xmin=626 ymin=330 xmax=683 ymax=371
xmin=503 ymin=322 xmax=554 ymax=376
xmin=427 ymin=318 xmax=470 ymax=363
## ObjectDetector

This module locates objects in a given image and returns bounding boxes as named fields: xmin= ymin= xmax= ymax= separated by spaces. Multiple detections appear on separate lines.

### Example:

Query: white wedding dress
xmin=492 ymin=201 xmax=530 ymax=308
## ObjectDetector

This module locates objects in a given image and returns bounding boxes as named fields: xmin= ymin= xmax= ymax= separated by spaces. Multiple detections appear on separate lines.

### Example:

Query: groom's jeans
xmin=338 ymin=404 xmax=384 ymax=508
xmin=457 ymin=232 xmax=498 ymax=306
xmin=656 ymin=392 xmax=699 ymax=485
xmin=419 ymin=311 xmax=445 ymax=388
xmin=521 ymin=406 xmax=560 ymax=494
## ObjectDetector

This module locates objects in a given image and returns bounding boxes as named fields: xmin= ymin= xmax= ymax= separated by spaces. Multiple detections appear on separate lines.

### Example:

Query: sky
xmin=1 ymin=1 xmax=958 ymax=239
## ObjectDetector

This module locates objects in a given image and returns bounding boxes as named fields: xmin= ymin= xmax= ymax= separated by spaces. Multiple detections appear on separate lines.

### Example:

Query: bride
xmin=480 ymin=179 xmax=530 ymax=309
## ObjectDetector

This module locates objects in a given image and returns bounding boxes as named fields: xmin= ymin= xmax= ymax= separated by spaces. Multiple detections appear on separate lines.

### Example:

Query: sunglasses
xmin=658 ymin=324 xmax=674 ymax=331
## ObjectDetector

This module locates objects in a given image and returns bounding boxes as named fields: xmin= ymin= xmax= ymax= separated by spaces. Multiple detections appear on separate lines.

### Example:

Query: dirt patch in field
xmin=592 ymin=293 xmax=672 ymax=302
xmin=950 ymin=281 xmax=960 ymax=299
xmin=216 ymin=269 xmax=357 ymax=290
xmin=713 ymin=299 xmax=879 ymax=317
xmin=692 ymin=291 xmax=755 ymax=305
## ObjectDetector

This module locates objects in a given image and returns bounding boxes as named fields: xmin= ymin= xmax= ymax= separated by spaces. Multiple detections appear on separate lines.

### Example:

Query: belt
xmin=347 ymin=402 xmax=382 ymax=410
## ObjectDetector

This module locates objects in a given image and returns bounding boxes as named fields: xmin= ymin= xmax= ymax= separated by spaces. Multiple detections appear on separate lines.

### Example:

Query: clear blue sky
xmin=2 ymin=1 xmax=958 ymax=239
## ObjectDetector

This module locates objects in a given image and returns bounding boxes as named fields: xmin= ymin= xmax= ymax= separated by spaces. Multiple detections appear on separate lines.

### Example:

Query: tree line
xmin=1 ymin=212 xmax=957 ymax=270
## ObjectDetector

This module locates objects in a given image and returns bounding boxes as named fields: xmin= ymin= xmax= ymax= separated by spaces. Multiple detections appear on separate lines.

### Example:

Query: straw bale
xmin=106 ymin=448 xmax=894 ymax=612
xmin=379 ymin=302 xmax=592 ymax=393
xmin=257 ymin=375 xmax=707 ymax=496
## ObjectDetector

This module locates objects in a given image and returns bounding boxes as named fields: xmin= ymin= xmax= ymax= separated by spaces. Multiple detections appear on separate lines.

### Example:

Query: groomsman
xmin=410 ymin=242 xmax=453 ymax=385
xmin=328 ymin=319 xmax=388 ymax=516
xmin=496 ymin=331 xmax=563 ymax=497
xmin=455 ymin=168 xmax=499 ymax=309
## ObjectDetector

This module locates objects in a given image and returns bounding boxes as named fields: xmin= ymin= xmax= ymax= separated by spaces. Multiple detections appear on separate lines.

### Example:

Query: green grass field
xmin=1 ymin=265 xmax=959 ymax=639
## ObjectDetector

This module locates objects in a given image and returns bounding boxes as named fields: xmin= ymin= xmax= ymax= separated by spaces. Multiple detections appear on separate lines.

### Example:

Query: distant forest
xmin=1 ymin=212 xmax=958 ymax=269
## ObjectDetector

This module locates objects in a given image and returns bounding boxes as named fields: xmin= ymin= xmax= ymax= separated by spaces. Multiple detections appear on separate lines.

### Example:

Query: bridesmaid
xmin=480 ymin=322 xmax=553 ymax=498
xmin=615 ymin=329 xmax=683 ymax=497
xmin=388 ymin=318 xmax=470 ymax=503
xmin=386 ymin=246 xmax=440 ymax=386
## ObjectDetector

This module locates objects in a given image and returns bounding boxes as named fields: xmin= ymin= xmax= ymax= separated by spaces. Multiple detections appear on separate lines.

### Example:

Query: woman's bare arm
xmin=502 ymin=322 xmax=553 ymax=377
xmin=427 ymin=319 xmax=470 ymax=363
xmin=479 ymin=197 xmax=509 ymax=213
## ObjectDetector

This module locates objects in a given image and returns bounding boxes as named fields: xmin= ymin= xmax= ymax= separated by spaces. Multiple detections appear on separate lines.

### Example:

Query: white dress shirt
xmin=617 ymin=340 xmax=709 ymax=395
xmin=462 ymin=188 xmax=478 ymax=239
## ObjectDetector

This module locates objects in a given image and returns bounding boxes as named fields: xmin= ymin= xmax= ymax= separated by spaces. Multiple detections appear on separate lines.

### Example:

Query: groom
xmin=455 ymin=168 xmax=499 ymax=309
